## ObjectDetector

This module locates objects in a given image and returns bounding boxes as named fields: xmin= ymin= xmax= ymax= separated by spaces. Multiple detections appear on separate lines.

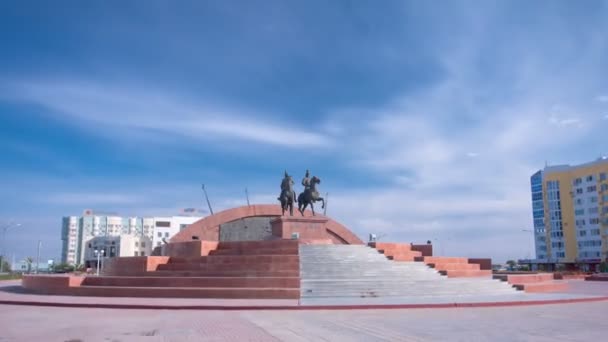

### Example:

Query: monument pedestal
xmin=270 ymin=216 xmax=330 ymax=243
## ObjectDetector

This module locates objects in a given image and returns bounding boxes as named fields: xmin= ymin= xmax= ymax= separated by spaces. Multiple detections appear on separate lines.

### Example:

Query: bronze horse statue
xmin=279 ymin=173 xmax=297 ymax=216
xmin=298 ymin=176 xmax=325 ymax=216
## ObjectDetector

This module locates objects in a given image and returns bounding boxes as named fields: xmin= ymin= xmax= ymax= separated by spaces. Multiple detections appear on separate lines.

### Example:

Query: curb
xmin=1 ymin=296 xmax=607 ymax=311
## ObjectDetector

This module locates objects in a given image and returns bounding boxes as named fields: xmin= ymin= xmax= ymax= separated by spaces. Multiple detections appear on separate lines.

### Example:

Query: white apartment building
xmin=61 ymin=209 xmax=203 ymax=265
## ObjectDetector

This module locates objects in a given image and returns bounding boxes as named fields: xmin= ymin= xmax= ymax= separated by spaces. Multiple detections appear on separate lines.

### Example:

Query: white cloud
xmin=548 ymin=116 xmax=582 ymax=127
xmin=466 ymin=152 xmax=479 ymax=158
xmin=2 ymin=80 xmax=332 ymax=149
xmin=43 ymin=193 xmax=142 ymax=205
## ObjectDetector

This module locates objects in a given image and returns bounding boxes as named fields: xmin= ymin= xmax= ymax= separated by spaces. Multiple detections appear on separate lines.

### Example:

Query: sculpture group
xmin=278 ymin=170 xmax=325 ymax=216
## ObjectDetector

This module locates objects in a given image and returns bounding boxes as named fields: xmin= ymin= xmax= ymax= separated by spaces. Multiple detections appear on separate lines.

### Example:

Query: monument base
xmin=270 ymin=216 xmax=330 ymax=243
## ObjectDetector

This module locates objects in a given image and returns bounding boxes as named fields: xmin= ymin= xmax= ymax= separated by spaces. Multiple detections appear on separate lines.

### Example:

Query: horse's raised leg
xmin=310 ymin=202 xmax=315 ymax=216
xmin=299 ymin=202 xmax=307 ymax=216
xmin=317 ymin=197 xmax=325 ymax=209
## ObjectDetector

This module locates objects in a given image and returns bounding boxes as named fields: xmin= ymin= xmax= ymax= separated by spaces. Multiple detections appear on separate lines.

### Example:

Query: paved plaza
xmin=1 ymin=279 xmax=608 ymax=341
xmin=0 ymin=300 xmax=607 ymax=341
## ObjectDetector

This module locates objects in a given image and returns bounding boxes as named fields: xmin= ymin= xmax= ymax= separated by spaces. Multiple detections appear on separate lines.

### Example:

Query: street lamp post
xmin=1 ymin=222 xmax=21 ymax=273
xmin=94 ymin=249 xmax=105 ymax=276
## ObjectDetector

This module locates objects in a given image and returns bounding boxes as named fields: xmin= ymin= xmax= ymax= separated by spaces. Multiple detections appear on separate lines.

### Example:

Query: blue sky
xmin=1 ymin=1 xmax=608 ymax=263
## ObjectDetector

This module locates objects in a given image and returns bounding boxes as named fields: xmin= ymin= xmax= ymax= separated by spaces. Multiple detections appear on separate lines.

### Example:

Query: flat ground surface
xmin=1 ymin=301 xmax=608 ymax=341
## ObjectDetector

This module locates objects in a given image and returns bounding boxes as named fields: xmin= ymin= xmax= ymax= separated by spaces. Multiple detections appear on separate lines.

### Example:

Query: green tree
xmin=506 ymin=260 xmax=517 ymax=271
xmin=0 ymin=257 xmax=11 ymax=273
xmin=25 ymin=257 xmax=33 ymax=274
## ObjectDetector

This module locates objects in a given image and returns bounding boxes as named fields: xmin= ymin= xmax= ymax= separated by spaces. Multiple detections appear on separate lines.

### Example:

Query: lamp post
xmin=1 ymin=222 xmax=21 ymax=273
xmin=94 ymin=249 xmax=105 ymax=276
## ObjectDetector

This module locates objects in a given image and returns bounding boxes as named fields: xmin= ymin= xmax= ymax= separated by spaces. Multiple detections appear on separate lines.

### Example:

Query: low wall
xmin=22 ymin=275 xmax=85 ymax=295
xmin=162 ymin=240 xmax=219 ymax=258
xmin=411 ymin=244 xmax=433 ymax=257
xmin=468 ymin=258 xmax=492 ymax=270
xmin=103 ymin=256 xmax=170 ymax=276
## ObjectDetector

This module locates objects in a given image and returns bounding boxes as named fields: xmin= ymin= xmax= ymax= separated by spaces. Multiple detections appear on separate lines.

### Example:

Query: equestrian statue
xmin=297 ymin=169 xmax=325 ymax=216
xmin=278 ymin=169 xmax=325 ymax=216
xmin=278 ymin=171 xmax=297 ymax=216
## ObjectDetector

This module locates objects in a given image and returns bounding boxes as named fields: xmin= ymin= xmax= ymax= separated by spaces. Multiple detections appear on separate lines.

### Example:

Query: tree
xmin=51 ymin=263 xmax=74 ymax=273
xmin=506 ymin=260 xmax=517 ymax=271
xmin=0 ymin=257 xmax=11 ymax=273
xmin=25 ymin=257 xmax=33 ymax=274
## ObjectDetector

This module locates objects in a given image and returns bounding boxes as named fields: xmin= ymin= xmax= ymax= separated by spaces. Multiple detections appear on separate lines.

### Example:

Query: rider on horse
xmin=302 ymin=170 xmax=310 ymax=192
xmin=278 ymin=171 xmax=297 ymax=203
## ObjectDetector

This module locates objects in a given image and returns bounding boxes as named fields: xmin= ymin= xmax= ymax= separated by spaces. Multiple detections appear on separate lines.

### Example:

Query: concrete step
xmin=147 ymin=270 xmax=300 ymax=277
xmin=216 ymin=240 xmax=299 ymax=250
xmin=168 ymin=255 xmax=299 ymax=264
xmin=424 ymin=257 xmax=468 ymax=264
xmin=83 ymin=276 xmax=300 ymax=288
xmin=430 ymin=263 xmax=480 ymax=271
xmin=157 ymin=262 xmax=298 ymax=272
xmin=71 ymin=286 xmax=300 ymax=299
xmin=386 ymin=254 xmax=418 ymax=262
xmin=208 ymin=248 xmax=299 ymax=256
xmin=493 ymin=273 xmax=555 ymax=284
xmin=439 ymin=270 xmax=492 ymax=278
xmin=513 ymin=281 xmax=569 ymax=293
xmin=368 ymin=242 xmax=413 ymax=251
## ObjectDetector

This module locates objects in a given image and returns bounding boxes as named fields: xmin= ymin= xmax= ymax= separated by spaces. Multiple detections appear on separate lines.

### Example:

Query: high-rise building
xmin=529 ymin=157 xmax=608 ymax=271
xmin=61 ymin=209 xmax=203 ymax=265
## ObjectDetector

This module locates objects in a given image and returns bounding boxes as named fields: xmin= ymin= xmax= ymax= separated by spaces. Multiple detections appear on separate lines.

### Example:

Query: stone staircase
xmin=76 ymin=240 xmax=301 ymax=298
xmin=300 ymin=244 xmax=519 ymax=303
xmin=424 ymin=256 xmax=492 ymax=278
xmin=493 ymin=273 xmax=569 ymax=293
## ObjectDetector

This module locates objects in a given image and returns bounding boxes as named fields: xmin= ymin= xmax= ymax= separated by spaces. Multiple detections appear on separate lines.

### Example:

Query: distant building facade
xmin=529 ymin=158 xmax=608 ymax=271
xmin=61 ymin=209 xmax=203 ymax=265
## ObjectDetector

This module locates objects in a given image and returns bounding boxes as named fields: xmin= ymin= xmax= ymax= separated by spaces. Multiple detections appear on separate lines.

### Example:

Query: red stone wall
xmin=270 ymin=217 xmax=328 ymax=241
xmin=468 ymin=258 xmax=492 ymax=270
xmin=22 ymin=275 xmax=85 ymax=294
xmin=411 ymin=244 xmax=433 ymax=257
xmin=163 ymin=240 xmax=219 ymax=257
xmin=170 ymin=204 xmax=364 ymax=245
xmin=103 ymin=256 xmax=170 ymax=276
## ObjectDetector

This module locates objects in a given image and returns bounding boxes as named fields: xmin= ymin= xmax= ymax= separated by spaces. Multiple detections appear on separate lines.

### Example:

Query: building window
xmin=591 ymin=228 xmax=600 ymax=235
xmin=164 ymin=232 xmax=169 ymax=238
xmin=157 ymin=232 xmax=162 ymax=237
xmin=589 ymin=207 xmax=599 ymax=214
xmin=590 ymin=196 xmax=598 ymax=203
xmin=574 ymin=178 xmax=582 ymax=185
xmin=587 ymin=185 xmax=597 ymax=192
xmin=134 ymin=251 xmax=138 ymax=256
xmin=135 ymin=242 xmax=139 ymax=247
xmin=600 ymin=173 xmax=606 ymax=181
xmin=586 ymin=175 xmax=594 ymax=182
xmin=180 ymin=224 xmax=189 ymax=231
xmin=590 ymin=218 xmax=600 ymax=225
xmin=575 ymin=209 xmax=585 ymax=216
xmin=576 ymin=188 xmax=583 ymax=194
xmin=141 ymin=242 xmax=145 ymax=247
xmin=155 ymin=221 xmax=171 ymax=227
xmin=579 ymin=230 xmax=587 ymax=237
xmin=141 ymin=251 xmax=145 ymax=256
xmin=601 ymin=184 xmax=608 ymax=192
xmin=575 ymin=198 xmax=583 ymax=205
